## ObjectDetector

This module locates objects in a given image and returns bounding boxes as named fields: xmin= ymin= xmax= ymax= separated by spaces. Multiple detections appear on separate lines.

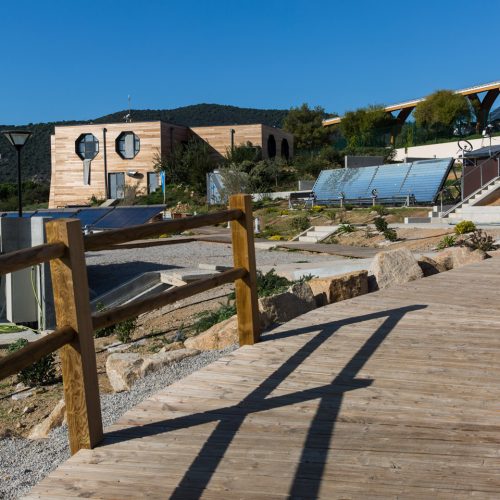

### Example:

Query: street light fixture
xmin=2 ymin=130 xmax=32 ymax=217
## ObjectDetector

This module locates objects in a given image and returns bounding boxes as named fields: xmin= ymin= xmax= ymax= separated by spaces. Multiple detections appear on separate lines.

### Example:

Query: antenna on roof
xmin=124 ymin=95 xmax=132 ymax=123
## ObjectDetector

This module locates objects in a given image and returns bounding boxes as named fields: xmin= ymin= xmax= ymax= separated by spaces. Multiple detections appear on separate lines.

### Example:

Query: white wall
xmin=394 ymin=136 xmax=500 ymax=162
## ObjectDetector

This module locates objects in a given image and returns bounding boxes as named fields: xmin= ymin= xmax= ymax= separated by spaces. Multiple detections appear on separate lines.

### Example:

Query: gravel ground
xmin=86 ymin=241 xmax=335 ymax=296
xmin=0 ymin=346 xmax=236 ymax=499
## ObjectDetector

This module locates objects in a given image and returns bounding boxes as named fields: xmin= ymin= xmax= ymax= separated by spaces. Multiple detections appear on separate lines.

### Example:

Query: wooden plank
xmin=46 ymin=219 xmax=103 ymax=454
xmin=84 ymin=209 xmax=243 ymax=251
xmin=229 ymin=194 xmax=260 ymax=346
xmin=0 ymin=242 xmax=65 ymax=275
xmin=0 ymin=326 xmax=75 ymax=380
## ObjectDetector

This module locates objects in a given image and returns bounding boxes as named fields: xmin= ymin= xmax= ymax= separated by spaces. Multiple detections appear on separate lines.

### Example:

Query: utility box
xmin=0 ymin=217 xmax=55 ymax=328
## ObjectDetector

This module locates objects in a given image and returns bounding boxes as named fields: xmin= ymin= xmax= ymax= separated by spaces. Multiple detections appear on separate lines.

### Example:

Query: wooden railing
xmin=0 ymin=194 xmax=259 ymax=455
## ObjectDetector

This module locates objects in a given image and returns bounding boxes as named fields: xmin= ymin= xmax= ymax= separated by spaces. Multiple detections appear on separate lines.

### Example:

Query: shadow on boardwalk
xmin=105 ymin=303 xmax=426 ymax=498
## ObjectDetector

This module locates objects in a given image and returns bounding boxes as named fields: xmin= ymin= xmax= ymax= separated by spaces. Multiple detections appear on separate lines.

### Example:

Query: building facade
xmin=49 ymin=121 xmax=293 ymax=208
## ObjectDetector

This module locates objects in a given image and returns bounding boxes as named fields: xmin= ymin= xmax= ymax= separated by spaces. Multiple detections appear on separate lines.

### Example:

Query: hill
xmin=0 ymin=104 xmax=289 ymax=183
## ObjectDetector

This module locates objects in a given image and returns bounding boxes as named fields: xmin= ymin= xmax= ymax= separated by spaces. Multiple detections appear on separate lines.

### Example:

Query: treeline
xmin=0 ymin=104 xmax=290 ymax=185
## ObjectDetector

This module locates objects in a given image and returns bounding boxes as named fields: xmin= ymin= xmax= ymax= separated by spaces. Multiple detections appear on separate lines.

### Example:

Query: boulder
xmin=28 ymin=399 xmax=66 ymax=439
xmin=141 ymin=348 xmax=200 ymax=377
xmin=308 ymin=271 xmax=369 ymax=306
xmin=184 ymin=315 xmax=239 ymax=351
xmin=418 ymin=256 xmax=447 ymax=277
xmin=434 ymin=246 xmax=487 ymax=271
xmin=258 ymin=281 xmax=316 ymax=324
xmin=106 ymin=353 xmax=144 ymax=392
xmin=369 ymin=248 xmax=423 ymax=290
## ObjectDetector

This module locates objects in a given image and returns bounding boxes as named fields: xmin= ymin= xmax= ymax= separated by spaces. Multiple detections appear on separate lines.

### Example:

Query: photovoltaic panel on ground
xmin=91 ymin=206 xmax=165 ymax=230
xmin=75 ymin=208 xmax=114 ymax=228
xmin=313 ymin=158 xmax=454 ymax=204
xmin=33 ymin=210 xmax=79 ymax=219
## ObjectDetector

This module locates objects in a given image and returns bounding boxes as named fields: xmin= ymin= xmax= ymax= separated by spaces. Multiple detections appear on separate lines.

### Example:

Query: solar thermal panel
xmin=75 ymin=208 xmax=114 ymax=228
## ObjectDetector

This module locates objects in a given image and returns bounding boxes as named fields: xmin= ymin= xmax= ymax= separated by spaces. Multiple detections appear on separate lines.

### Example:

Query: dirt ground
xmin=0 ymin=285 xmax=233 ymax=439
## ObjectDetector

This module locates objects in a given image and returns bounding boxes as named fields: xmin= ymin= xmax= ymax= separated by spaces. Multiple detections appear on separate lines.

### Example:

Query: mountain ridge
xmin=0 ymin=103 xmax=290 ymax=183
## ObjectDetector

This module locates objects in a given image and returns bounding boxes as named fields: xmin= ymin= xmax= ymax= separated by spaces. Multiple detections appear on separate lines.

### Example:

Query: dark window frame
xmin=75 ymin=133 xmax=99 ymax=160
xmin=116 ymin=131 xmax=140 ymax=159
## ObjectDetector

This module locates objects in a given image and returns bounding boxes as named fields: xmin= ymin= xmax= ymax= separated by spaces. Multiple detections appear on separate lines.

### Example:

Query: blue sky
xmin=1 ymin=0 xmax=499 ymax=125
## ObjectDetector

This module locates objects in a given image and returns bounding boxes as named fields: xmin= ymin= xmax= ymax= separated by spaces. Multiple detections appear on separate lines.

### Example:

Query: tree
xmin=414 ymin=90 xmax=472 ymax=137
xmin=154 ymin=137 xmax=215 ymax=194
xmin=283 ymin=104 xmax=333 ymax=151
xmin=224 ymin=142 xmax=262 ymax=164
xmin=340 ymin=105 xmax=395 ymax=148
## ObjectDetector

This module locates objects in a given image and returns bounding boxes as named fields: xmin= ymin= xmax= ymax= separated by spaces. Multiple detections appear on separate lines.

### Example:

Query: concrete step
xmin=298 ymin=236 xmax=321 ymax=243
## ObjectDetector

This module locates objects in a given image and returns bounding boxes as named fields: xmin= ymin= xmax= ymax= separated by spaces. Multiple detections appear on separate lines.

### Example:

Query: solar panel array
xmin=313 ymin=158 xmax=454 ymax=204
xmin=0 ymin=206 xmax=165 ymax=230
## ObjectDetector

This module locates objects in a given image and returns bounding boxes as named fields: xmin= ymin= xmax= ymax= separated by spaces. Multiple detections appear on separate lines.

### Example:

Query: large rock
xmin=141 ymin=348 xmax=200 ymax=377
xmin=28 ymin=399 xmax=66 ymax=439
xmin=106 ymin=353 xmax=144 ymax=392
xmin=184 ymin=315 xmax=239 ymax=351
xmin=434 ymin=246 xmax=487 ymax=271
xmin=418 ymin=256 xmax=447 ymax=277
xmin=258 ymin=281 xmax=316 ymax=324
xmin=308 ymin=271 xmax=368 ymax=306
xmin=369 ymin=248 xmax=423 ymax=290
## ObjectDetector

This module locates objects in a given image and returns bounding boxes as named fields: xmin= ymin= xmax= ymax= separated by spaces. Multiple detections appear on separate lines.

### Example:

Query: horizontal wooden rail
xmin=0 ymin=242 xmax=66 ymax=276
xmin=92 ymin=267 xmax=246 ymax=331
xmin=0 ymin=326 xmax=76 ymax=380
xmin=84 ymin=209 xmax=243 ymax=252
xmin=106 ymin=237 xmax=196 ymax=251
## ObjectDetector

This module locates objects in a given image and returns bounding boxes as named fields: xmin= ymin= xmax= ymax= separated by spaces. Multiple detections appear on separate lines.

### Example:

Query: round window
xmin=76 ymin=133 xmax=99 ymax=160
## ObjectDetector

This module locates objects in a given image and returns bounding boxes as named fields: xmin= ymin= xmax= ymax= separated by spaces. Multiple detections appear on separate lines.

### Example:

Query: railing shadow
xmin=104 ymin=304 xmax=426 ymax=498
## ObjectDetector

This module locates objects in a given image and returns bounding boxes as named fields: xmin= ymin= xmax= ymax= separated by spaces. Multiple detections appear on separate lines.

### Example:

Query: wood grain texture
xmin=83 ymin=209 xmax=242 ymax=251
xmin=0 ymin=242 xmax=65 ymax=276
xmin=230 ymin=194 xmax=260 ymax=346
xmin=0 ymin=326 xmax=75 ymax=380
xmin=26 ymin=257 xmax=500 ymax=498
xmin=46 ymin=219 xmax=103 ymax=454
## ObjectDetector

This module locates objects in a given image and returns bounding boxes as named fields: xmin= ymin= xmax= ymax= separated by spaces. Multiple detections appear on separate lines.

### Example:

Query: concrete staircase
xmin=292 ymin=225 xmax=338 ymax=243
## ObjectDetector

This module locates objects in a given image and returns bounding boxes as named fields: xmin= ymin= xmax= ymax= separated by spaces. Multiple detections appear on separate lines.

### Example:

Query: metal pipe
xmin=16 ymin=147 xmax=22 ymax=217
xmin=102 ymin=128 xmax=108 ymax=198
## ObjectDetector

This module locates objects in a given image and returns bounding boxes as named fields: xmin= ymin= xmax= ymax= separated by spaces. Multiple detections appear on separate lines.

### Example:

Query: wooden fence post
xmin=229 ymin=194 xmax=260 ymax=345
xmin=46 ymin=219 xmax=103 ymax=454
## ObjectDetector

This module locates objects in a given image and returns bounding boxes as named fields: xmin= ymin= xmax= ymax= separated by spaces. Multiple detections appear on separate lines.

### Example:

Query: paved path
xmin=26 ymin=258 xmax=500 ymax=498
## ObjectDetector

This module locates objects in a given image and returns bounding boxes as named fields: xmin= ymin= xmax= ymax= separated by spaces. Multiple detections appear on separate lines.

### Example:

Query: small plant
xmin=465 ymin=229 xmax=497 ymax=252
xmin=374 ymin=216 xmax=388 ymax=233
xmin=336 ymin=223 xmax=355 ymax=234
xmin=256 ymin=269 xmax=293 ymax=297
xmin=8 ymin=338 xmax=56 ymax=387
xmin=309 ymin=205 xmax=325 ymax=213
xmin=372 ymin=205 xmax=388 ymax=216
xmin=268 ymin=234 xmax=286 ymax=241
xmin=454 ymin=220 xmax=476 ymax=235
xmin=291 ymin=215 xmax=310 ymax=233
xmin=279 ymin=209 xmax=289 ymax=216
xmin=192 ymin=303 xmax=237 ymax=333
xmin=325 ymin=209 xmax=338 ymax=221
xmin=114 ymin=317 xmax=137 ymax=343
xmin=436 ymin=234 xmax=456 ymax=250
xmin=383 ymin=228 xmax=398 ymax=242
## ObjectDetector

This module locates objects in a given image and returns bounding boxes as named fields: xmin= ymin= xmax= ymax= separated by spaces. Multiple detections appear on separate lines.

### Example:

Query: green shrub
xmin=8 ymin=339 xmax=56 ymax=387
xmin=291 ymin=215 xmax=310 ymax=233
xmin=374 ymin=216 xmax=388 ymax=233
xmin=465 ymin=229 xmax=496 ymax=251
xmin=94 ymin=302 xmax=115 ymax=338
xmin=336 ymin=223 xmax=355 ymax=234
xmin=372 ymin=205 xmax=388 ymax=216
xmin=454 ymin=220 xmax=476 ymax=235
xmin=383 ymin=228 xmax=398 ymax=242
xmin=256 ymin=269 xmax=293 ymax=297
xmin=193 ymin=303 xmax=236 ymax=333
xmin=436 ymin=234 xmax=456 ymax=250
xmin=114 ymin=317 xmax=137 ymax=343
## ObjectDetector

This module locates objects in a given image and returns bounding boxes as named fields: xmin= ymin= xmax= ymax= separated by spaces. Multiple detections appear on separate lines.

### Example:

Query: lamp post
xmin=2 ymin=130 xmax=32 ymax=217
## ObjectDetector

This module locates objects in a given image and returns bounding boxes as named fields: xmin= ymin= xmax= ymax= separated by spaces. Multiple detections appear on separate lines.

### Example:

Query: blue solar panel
xmin=92 ymin=206 xmax=165 ymax=230
xmin=75 ymin=208 xmax=114 ymax=228
xmin=33 ymin=210 xmax=79 ymax=219
xmin=313 ymin=159 xmax=453 ymax=204
xmin=3 ymin=212 xmax=35 ymax=218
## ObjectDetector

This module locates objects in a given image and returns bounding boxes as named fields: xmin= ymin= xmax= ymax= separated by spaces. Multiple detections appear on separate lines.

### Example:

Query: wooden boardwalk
xmin=26 ymin=258 xmax=500 ymax=499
